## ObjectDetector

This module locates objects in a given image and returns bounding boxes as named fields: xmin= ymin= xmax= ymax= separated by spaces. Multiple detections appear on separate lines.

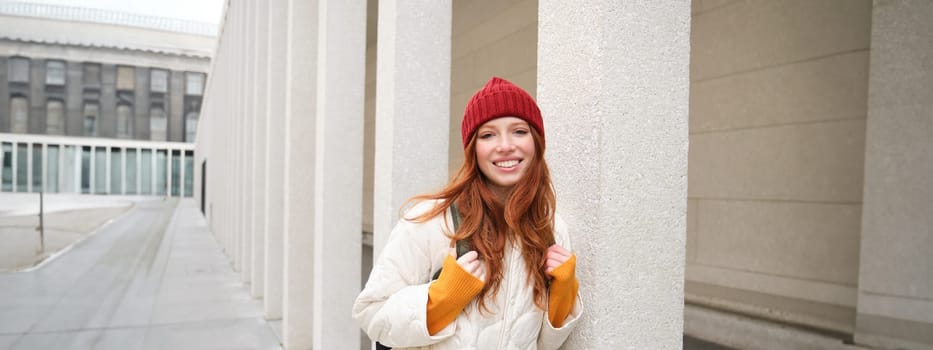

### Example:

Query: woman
xmin=353 ymin=76 xmax=581 ymax=349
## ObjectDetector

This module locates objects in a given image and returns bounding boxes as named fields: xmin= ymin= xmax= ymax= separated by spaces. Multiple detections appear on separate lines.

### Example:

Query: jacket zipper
xmin=497 ymin=243 xmax=514 ymax=348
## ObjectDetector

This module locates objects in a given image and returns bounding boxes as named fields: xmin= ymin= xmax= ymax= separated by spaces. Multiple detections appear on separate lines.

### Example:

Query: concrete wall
xmin=856 ymin=1 xmax=933 ymax=349
xmin=448 ymin=0 xmax=538 ymax=177
xmin=686 ymin=0 xmax=872 ymax=335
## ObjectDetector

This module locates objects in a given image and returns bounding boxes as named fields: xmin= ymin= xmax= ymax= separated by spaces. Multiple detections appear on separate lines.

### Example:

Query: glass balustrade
xmin=0 ymin=134 xmax=193 ymax=197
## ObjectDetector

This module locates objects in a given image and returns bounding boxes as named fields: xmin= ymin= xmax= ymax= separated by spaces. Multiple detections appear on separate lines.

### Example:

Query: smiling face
xmin=474 ymin=116 xmax=537 ymax=197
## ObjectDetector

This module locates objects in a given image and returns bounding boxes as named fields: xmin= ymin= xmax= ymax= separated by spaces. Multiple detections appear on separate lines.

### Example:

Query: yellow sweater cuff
xmin=426 ymin=255 xmax=484 ymax=335
xmin=548 ymin=254 xmax=578 ymax=328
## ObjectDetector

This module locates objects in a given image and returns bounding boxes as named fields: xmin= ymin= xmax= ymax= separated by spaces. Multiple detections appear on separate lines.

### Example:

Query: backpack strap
xmin=450 ymin=203 xmax=472 ymax=257
xmin=431 ymin=203 xmax=472 ymax=281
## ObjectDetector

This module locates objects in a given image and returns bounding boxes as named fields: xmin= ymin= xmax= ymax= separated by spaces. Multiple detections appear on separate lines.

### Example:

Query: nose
xmin=495 ymin=136 xmax=516 ymax=153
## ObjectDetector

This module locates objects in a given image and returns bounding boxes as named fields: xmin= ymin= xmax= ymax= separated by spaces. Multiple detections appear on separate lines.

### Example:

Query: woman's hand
xmin=545 ymin=244 xmax=573 ymax=276
xmin=454 ymin=249 xmax=487 ymax=283
xmin=543 ymin=244 xmax=578 ymax=328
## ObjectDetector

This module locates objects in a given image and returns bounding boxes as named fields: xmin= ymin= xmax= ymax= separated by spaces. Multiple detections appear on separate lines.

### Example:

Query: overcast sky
xmin=20 ymin=0 xmax=225 ymax=24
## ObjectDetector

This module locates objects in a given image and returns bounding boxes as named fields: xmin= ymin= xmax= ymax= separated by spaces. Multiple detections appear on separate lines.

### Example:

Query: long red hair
xmin=403 ymin=126 xmax=556 ymax=311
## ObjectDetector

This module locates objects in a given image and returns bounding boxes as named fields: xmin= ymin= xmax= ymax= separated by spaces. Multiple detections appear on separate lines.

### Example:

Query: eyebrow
xmin=479 ymin=121 xmax=529 ymax=131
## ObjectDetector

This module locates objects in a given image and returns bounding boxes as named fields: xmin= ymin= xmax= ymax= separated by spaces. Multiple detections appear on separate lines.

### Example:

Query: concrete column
xmin=223 ymin=10 xmax=236 ymax=259
xmin=283 ymin=0 xmax=318 ymax=348
xmin=210 ymin=21 xmax=223 ymax=251
xmin=227 ymin=1 xmax=238 ymax=267
xmin=856 ymin=2 xmax=933 ymax=349
xmin=373 ymin=0 xmax=451 ymax=260
xmin=263 ymin=0 xmax=287 ymax=320
xmin=311 ymin=1 xmax=365 ymax=348
xmin=538 ymin=1 xmax=690 ymax=348
xmin=210 ymin=44 xmax=221 ymax=250
xmin=250 ymin=0 xmax=269 ymax=298
xmin=241 ymin=0 xmax=254 ymax=283
xmin=232 ymin=0 xmax=244 ymax=272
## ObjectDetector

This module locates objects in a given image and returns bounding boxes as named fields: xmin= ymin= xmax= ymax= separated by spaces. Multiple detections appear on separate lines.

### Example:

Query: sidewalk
xmin=0 ymin=198 xmax=281 ymax=350
xmin=0 ymin=193 xmax=138 ymax=272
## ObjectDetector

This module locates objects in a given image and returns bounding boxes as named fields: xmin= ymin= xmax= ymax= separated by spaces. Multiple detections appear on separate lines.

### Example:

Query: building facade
xmin=0 ymin=55 xmax=205 ymax=142
xmin=0 ymin=2 xmax=214 ymax=197
xmin=196 ymin=0 xmax=931 ymax=349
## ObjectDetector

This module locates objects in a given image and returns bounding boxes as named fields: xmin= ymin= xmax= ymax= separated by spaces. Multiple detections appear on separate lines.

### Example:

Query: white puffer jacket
xmin=353 ymin=200 xmax=582 ymax=349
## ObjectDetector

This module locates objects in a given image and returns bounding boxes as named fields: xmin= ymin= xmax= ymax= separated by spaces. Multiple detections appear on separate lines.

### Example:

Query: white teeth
xmin=494 ymin=160 xmax=519 ymax=168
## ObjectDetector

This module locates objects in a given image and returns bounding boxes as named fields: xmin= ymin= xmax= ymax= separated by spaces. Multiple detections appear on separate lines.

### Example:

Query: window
xmin=46 ymin=100 xmax=65 ymax=135
xmin=16 ymin=143 xmax=27 ymax=192
xmin=1 ymin=143 xmax=12 ymax=192
xmin=151 ymin=69 xmax=168 ymax=93
xmin=116 ymin=66 xmax=135 ymax=91
xmin=150 ymin=107 xmax=167 ymax=141
xmin=81 ymin=146 xmax=91 ymax=194
xmin=83 ymin=103 xmax=99 ymax=136
xmin=184 ymin=151 xmax=194 ymax=197
xmin=83 ymin=63 xmax=101 ymax=86
xmin=185 ymin=111 xmax=198 ymax=143
xmin=141 ymin=149 xmax=152 ymax=195
xmin=61 ymin=145 xmax=76 ymax=193
xmin=46 ymin=61 xmax=66 ymax=85
xmin=111 ymin=148 xmax=122 ymax=194
xmin=11 ymin=97 xmax=28 ymax=133
xmin=126 ymin=148 xmax=137 ymax=195
xmin=32 ymin=144 xmax=42 ymax=192
xmin=185 ymin=72 xmax=204 ymax=96
xmin=94 ymin=146 xmax=106 ymax=194
xmin=117 ymin=104 xmax=133 ymax=139
xmin=47 ymin=145 xmax=60 ymax=193
xmin=8 ymin=57 xmax=29 ymax=83
xmin=171 ymin=150 xmax=181 ymax=196
xmin=155 ymin=150 xmax=167 ymax=195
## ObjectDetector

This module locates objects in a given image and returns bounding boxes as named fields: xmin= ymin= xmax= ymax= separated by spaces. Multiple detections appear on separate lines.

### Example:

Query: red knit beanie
xmin=461 ymin=76 xmax=543 ymax=148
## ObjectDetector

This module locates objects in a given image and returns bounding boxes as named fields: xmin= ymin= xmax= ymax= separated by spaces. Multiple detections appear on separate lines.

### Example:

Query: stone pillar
xmin=311 ymin=1 xmax=365 ymax=349
xmin=250 ymin=0 xmax=269 ymax=298
xmin=373 ymin=0 xmax=451 ymax=260
xmin=283 ymin=0 xmax=318 ymax=348
xmin=231 ymin=0 xmax=244 ymax=272
xmin=538 ymin=1 xmax=690 ymax=348
xmin=212 ymin=13 xmax=227 ymax=255
xmin=221 ymin=41 xmax=233 ymax=256
xmin=240 ymin=0 xmax=254 ymax=283
xmin=856 ymin=2 xmax=933 ymax=349
xmin=264 ymin=0 xmax=288 ymax=320
xmin=228 ymin=0 xmax=238 ymax=268
xmin=224 ymin=30 xmax=236 ymax=257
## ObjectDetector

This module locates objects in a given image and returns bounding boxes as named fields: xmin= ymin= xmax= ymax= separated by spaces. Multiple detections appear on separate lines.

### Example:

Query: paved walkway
xmin=0 ymin=198 xmax=281 ymax=350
